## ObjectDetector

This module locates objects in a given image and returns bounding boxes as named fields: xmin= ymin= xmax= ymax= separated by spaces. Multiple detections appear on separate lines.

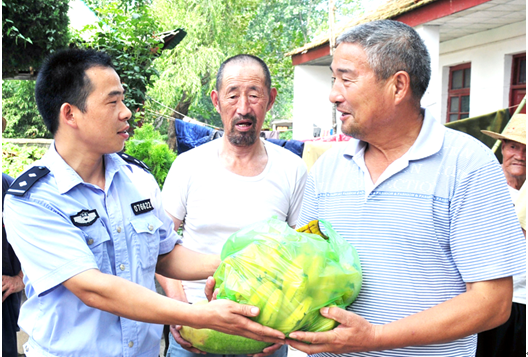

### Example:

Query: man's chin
xmin=341 ymin=126 xmax=363 ymax=140
xmin=507 ymin=169 xmax=526 ymax=177
xmin=228 ymin=132 xmax=257 ymax=147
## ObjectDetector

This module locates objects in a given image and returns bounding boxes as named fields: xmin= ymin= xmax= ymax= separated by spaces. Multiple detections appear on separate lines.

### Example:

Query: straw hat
xmin=481 ymin=113 xmax=526 ymax=145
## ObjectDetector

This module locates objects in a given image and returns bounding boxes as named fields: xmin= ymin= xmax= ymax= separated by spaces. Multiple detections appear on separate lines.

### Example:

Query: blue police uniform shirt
xmin=4 ymin=143 xmax=180 ymax=357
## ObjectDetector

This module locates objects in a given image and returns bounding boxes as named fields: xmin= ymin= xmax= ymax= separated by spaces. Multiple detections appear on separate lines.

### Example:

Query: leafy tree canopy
xmin=3 ymin=0 xmax=163 ymax=137
xmin=145 ymin=0 xmax=258 ymax=128
xmin=146 ymin=0 xmax=363 ymax=131
xmin=2 ymin=0 xmax=70 ymax=78
xmin=2 ymin=0 xmax=365 ymax=141
xmin=73 ymin=0 xmax=163 ymax=116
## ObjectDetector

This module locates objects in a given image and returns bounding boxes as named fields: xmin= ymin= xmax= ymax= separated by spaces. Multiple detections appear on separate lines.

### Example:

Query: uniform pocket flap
xmin=130 ymin=215 xmax=163 ymax=235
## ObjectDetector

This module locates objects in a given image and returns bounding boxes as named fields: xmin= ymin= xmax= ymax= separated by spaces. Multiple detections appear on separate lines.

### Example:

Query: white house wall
xmin=416 ymin=25 xmax=441 ymax=120
xmin=292 ymin=65 xmax=333 ymax=139
xmin=437 ymin=20 xmax=526 ymax=123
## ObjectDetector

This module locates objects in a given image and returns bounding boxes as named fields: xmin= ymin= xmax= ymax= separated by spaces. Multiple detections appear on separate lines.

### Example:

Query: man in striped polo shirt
xmin=286 ymin=20 xmax=526 ymax=357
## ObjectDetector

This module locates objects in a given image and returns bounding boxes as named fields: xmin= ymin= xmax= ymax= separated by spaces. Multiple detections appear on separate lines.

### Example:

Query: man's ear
xmin=267 ymin=87 xmax=278 ymax=112
xmin=60 ymin=103 xmax=78 ymax=129
xmin=211 ymin=90 xmax=221 ymax=114
xmin=392 ymin=71 xmax=411 ymax=105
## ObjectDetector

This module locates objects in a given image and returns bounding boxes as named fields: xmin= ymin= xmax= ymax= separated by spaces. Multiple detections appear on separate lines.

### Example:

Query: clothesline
xmin=145 ymin=96 xmax=222 ymax=130
xmin=145 ymin=95 xmax=192 ymax=121
xmin=143 ymin=108 xmax=295 ymax=138
xmin=145 ymin=96 xmax=332 ymax=138
xmin=143 ymin=108 xmax=223 ymax=131
xmin=143 ymin=109 xmax=175 ymax=122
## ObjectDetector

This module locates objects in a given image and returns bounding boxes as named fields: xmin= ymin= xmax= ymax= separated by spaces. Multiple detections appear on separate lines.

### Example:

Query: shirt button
xmin=120 ymin=264 xmax=125 ymax=271
xmin=148 ymin=224 xmax=154 ymax=231
xmin=128 ymin=341 xmax=134 ymax=348
xmin=87 ymin=238 xmax=94 ymax=245
xmin=117 ymin=226 xmax=122 ymax=233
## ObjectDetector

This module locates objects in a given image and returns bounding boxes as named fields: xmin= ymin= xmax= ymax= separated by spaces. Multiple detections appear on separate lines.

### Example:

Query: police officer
xmin=3 ymin=49 xmax=285 ymax=357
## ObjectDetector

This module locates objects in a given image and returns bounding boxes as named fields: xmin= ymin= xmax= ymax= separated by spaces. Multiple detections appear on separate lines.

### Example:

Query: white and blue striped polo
xmin=298 ymin=110 xmax=526 ymax=357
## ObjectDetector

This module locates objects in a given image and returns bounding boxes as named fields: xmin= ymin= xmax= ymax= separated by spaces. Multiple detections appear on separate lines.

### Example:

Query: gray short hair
xmin=216 ymin=54 xmax=271 ymax=94
xmin=336 ymin=20 xmax=431 ymax=102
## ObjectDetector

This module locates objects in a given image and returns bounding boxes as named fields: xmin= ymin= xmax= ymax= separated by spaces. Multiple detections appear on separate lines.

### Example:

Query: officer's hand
xmin=194 ymin=299 xmax=285 ymax=344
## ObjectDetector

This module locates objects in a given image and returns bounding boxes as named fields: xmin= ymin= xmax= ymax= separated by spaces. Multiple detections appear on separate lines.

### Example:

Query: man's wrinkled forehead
xmin=220 ymin=62 xmax=267 ymax=91
xmin=220 ymin=60 xmax=269 ymax=89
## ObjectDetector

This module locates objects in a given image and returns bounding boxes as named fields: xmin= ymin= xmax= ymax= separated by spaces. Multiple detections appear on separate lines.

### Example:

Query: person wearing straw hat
xmin=476 ymin=113 xmax=526 ymax=357
xmin=481 ymin=113 xmax=526 ymax=196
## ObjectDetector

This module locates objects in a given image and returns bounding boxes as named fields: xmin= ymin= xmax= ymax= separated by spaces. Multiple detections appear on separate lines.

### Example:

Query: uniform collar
xmin=40 ymin=142 xmax=126 ymax=194
xmin=343 ymin=109 xmax=445 ymax=161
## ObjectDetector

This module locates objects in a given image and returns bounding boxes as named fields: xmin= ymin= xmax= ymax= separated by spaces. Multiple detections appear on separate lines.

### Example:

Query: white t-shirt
xmin=161 ymin=138 xmax=308 ymax=302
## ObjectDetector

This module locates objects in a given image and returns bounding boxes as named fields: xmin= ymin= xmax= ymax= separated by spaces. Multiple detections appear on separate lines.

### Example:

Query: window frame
xmin=447 ymin=63 xmax=471 ymax=123
xmin=509 ymin=53 xmax=526 ymax=115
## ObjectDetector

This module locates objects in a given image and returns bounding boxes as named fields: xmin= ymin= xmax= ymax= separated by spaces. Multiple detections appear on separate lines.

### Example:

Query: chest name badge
xmin=131 ymin=199 xmax=154 ymax=215
xmin=71 ymin=209 xmax=99 ymax=227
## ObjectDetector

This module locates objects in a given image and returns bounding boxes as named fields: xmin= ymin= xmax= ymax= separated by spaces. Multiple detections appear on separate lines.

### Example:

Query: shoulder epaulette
xmin=6 ymin=166 xmax=50 ymax=196
xmin=118 ymin=152 xmax=151 ymax=172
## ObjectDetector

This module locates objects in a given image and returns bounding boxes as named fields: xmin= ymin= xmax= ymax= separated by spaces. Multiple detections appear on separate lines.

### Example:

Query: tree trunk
xmin=168 ymin=92 xmax=192 ymax=152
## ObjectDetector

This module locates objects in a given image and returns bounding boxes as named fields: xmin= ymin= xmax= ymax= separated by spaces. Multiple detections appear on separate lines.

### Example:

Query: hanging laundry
xmin=261 ymin=130 xmax=281 ymax=139
xmin=175 ymin=119 xmax=304 ymax=158
xmin=304 ymin=133 xmax=352 ymax=142
xmin=266 ymin=139 xmax=304 ymax=158
xmin=174 ymin=119 xmax=223 ymax=155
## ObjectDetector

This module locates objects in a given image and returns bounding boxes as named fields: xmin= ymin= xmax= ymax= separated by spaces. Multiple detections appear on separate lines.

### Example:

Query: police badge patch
xmin=71 ymin=209 xmax=99 ymax=227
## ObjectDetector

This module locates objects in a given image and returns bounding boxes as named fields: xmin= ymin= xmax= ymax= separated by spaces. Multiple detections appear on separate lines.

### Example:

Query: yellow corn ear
xmin=259 ymin=287 xmax=285 ymax=327
xmin=296 ymin=220 xmax=328 ymax=239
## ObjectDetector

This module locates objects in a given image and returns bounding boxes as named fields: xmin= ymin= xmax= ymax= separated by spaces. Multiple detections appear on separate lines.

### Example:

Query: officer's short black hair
xmin=35 ymin=49 xmax=115 ymax=135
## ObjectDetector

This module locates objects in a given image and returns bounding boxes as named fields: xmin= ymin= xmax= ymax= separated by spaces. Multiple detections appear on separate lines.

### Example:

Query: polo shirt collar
xmin=342 ymin=109 xmax=445 ymax=161
xmin=407 ymin=109 xmax=445 ymax=160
